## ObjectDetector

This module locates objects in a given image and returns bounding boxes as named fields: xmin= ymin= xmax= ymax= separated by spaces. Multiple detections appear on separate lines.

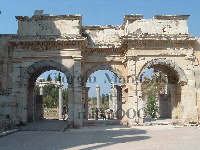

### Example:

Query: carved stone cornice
xmin=122 ymin=56 xmax=137 ymax=67
xmin=12 ymin=58 xmax=22 ymax=63
xmin=154 ymin=15 xmax=189 ymax=20
xmin=72 ymin=55 xmax=82 ymax=61
xmin=122 ymin=39 xmax=195 ymax=49
xmin=83 ymin=48 xmax=124 ymax=55
xmin=16 ymin=14 xmax=82 ymax=21
xmin=9 ymin=39 xmax=87 ymax=51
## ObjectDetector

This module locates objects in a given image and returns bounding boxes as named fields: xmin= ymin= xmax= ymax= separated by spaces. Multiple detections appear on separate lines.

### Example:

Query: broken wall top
xmin=14 ymin=11 xmax=192 ymax=48
xmin=123 ymin=14 xmax=189 ymax=35
xmin=16 ymin=10 xmax=82 ymax=38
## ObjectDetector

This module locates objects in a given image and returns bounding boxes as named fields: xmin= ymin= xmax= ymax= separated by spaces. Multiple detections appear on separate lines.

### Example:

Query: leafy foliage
xmin=141 ymin=72 xmax=167 ymax=99
xmin=100 ymin=94 xmax=109 ymax=112
xmin=47 ymin=74 xmax=52 ymax=81
xmin=88 ymin=95 xmax=109 ymax=118
xmin=142 ymin=71 xmax=168 ymax=118
xmin=147 ymin=94 xmax=158 ymax=118
xmin=35 ymin=85 xmax=68 ymax=108
xmin=44 ymin=95 xmax=55 ymax=108
xmin=57 ymin=73 xmax=61 ymax=82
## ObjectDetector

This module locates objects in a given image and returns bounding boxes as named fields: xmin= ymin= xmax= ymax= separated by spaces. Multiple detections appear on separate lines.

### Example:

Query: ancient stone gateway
xmin=0 ymin=11 xmax=200 ymax=127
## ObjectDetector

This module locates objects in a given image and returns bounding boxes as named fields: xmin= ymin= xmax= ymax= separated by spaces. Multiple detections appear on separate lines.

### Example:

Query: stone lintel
xmin=82 ymin=86 xmax=90 ymax=90
xmin=82 ymin=25 xmax=121 ymax=30
xmin=123 ymin=14 xmax=143 ymax=26
xmin=124 ymin=14 xmax=143 ymax=21
xmin=154 ymin=15 xmax=190 ymax=20
xmin=9 ymin=39 xmax=87 ymax=47
xmin=72 ymin=55 xmax=82 ymax=61
xmin=16 ymin=14 xmax=82 ymax=21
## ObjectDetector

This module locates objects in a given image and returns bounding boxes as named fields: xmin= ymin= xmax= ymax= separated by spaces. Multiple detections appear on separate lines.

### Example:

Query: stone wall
xmin=16 ymin=10 xmax=82 ymax=37
xmin=124 ymin=15 xmax=189 ymax=35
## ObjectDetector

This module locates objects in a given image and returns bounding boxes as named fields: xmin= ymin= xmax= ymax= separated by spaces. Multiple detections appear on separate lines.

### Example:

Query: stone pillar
xmin=18 ymin=86 xmax=28 ymax=124
xmin=67 ymin=84 xmax=74 ymax=127
xmin=109 ymin=93 xmax=112 ymax=110
xmin=124 ymin=57 xmax=138 ymax=125
xmin=39 ymin=85 xmax=44 ymax=95
xmin=110 ymin=83 xmax=117 ymax=119
xmin=27 ymin=86 xmax=35 ymax=122
xmin=96 ymin=85 xmax=100 ymax=110
xmin=169 ymin=84 xmax=179 ymax=120
xmin=136 ymin=81 xmax=144 ymax=121
xmin=59 ymin=85 xmax=63 ymax=120
xmin=73 ymin=55 xmax=83 ymax=127
xmin=85 ymin=87 xmax=90 ymax=120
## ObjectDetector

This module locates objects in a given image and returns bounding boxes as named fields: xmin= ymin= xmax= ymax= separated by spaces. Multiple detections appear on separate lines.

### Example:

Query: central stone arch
xmin=137 ymin=58 xmax=188 ymax=85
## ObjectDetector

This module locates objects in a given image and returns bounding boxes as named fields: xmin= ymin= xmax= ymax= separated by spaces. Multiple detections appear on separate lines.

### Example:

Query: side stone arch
xmin=20 ymin=60 xmax=73 ymax=87
xmin=82 ymin=64 xmax=125 ymax=86
xmin=137 ymin=58 xmax=188 ymax=84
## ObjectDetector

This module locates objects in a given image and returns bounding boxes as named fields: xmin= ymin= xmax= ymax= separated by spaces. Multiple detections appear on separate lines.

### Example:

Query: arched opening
xmin=20 ymin=60 xmax=72 ymax=123
xmin=138 ymin=59 xmax=187 ymax=121
xmin=34 ymin=70 xmax=68 ymax=120
xmin=85 ymin=70 xmax=123 ymax=123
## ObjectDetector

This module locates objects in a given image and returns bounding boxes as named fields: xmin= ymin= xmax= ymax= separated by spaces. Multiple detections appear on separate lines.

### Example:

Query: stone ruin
xmin=0 ymin=10 xmax=200 ymax=127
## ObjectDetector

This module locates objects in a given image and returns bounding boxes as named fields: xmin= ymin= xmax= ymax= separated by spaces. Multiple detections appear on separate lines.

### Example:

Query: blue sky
xmin=1 ymin=0 xmax=200 ymax=36
xmin=1 ymin=0 xmax=200 ymax=97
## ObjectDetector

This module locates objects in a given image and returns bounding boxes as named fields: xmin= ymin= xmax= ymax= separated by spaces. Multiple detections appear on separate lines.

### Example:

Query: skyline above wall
xmin=0 ymin=0 xmax=200 ymax=37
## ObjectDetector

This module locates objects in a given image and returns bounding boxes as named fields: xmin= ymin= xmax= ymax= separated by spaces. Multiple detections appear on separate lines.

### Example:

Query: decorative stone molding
xmin=83 ymin=48 xmax=123 ymax=55
xmin=16 ymin=14 xmax=82 ymax=21
xmin=12 ymin=58 xmax=22 ymax=63
xmin=9 ymin=39 xmax=87 ymax=51
xmin=72 ymin=55 xmax=82 ymax=61
xmin=82 ymin=25 xmax=121 ymax=30
xmin=122 ymin=39 xmax=195 ymax=49
xmin=154 ymin=15 xmax=190 ymax=20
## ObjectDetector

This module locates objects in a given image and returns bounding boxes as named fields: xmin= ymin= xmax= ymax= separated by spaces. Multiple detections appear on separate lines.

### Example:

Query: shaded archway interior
xmin=26 ymin=65 xmax=70 ymax=122
xmin=141 ymin=64 xmax=182 ymax=119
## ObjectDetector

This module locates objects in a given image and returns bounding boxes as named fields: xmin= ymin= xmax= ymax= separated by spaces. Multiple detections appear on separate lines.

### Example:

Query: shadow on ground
xmin=0 ymin=120 xmax=150 ymax=150
xmin=19 ymin=119 xmax=68 ymax=131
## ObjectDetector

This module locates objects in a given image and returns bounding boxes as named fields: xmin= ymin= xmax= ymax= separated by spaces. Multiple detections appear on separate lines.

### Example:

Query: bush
xmin=147 ymin=94 xmax=158 ymax=118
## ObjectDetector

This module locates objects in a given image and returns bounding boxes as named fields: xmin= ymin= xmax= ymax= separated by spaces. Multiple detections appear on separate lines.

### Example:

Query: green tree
xmin=57 ymin=73 xmax=61 ymax=82
xmin=141 ymin=72 xmax=167 ymax=99
xmin=35 ymin=85 xmax=40 ymax=95
xmin=147 ymin=94 xmax=158 ymax=118
xmin=62 ymin=88 xmax=68 ymax=107
xmin=44 ymin=95 xmax=55 ymax=108
xmin=100 ymin=94 xmax=109 ymax=112
xmin=43 ymin=85 xmax=56 ymax=97
xmin=35 ymin=84 xmax=68 ymax=109
xmin=47 ymin=74 xmax=52 ymax=81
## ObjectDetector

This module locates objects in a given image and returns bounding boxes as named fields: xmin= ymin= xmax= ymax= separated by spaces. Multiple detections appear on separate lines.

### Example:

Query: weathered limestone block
xmin=16 ymin=11 xmax=82 ymax=37
xmin=83 ymin=26 xmax=123 ymax=48
xmin=125 ymin=15 xmax=189 ymax=35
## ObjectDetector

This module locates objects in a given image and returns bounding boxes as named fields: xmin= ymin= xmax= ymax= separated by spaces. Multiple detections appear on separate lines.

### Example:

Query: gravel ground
xmin=0 ymin=125 xmax=200 ymax=150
